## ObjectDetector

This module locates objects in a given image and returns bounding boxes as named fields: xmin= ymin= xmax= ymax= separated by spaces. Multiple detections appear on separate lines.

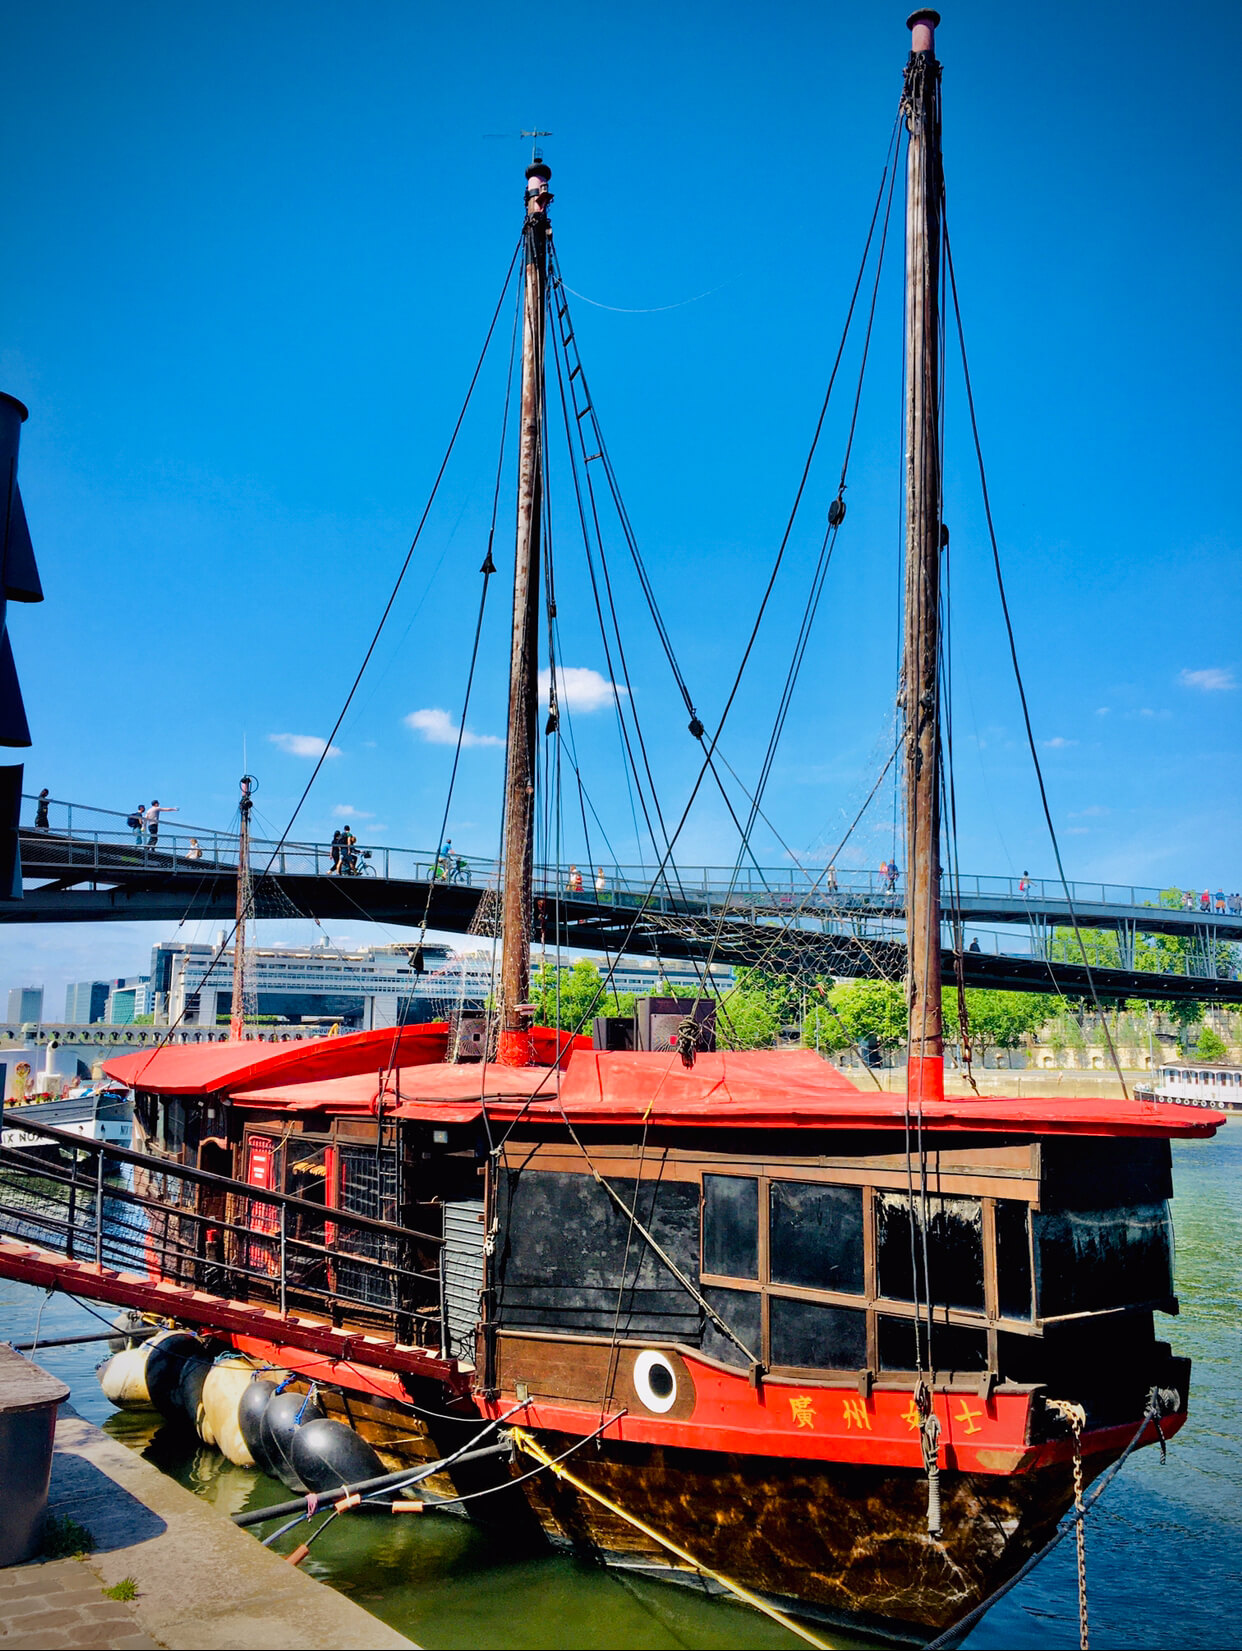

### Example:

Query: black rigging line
xmin=118 ymin=238 xmax=524 ymax=1088
xmin=941 ymin=208 xmax=1130 ymax=1099
xmin=698 ymin=118 xmax=904 ymax=979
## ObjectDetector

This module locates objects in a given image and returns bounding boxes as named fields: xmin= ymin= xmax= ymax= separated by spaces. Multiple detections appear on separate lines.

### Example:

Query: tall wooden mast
xmin=497 ymin=157 xmax=552 ymax=1067
xmin=902 ymin=10 xmax=945 ymax=1106
xmin=229 ymin=773 xmax=254 ymax=1041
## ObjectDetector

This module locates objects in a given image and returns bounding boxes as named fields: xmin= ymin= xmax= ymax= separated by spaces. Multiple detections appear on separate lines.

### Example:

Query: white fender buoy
xmin=97 ymin=1343 xmax=156 ymax=1410
xmin=200 ymin=1355 xmax=261 ymax=1466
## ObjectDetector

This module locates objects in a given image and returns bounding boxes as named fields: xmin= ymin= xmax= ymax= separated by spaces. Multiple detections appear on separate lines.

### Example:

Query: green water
xmin=5 ymin=1123 xmax=1239 ymax=1649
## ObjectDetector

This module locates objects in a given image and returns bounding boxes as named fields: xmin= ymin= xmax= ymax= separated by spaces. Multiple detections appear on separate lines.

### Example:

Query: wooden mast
xmin=228 ymin=773 xmax=254 ymax=1041
xmin=497 ymin=157 xmax=552 ymax=1067
xmin=902 ymin=10 xmax=945 ymax=1106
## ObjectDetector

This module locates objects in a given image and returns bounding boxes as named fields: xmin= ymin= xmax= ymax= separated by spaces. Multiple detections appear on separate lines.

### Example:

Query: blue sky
xmin=1 ymin=0 xmax=1238 ymax=1007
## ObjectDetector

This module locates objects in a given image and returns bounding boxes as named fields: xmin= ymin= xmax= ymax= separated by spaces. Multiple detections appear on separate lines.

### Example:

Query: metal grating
xmin=443 ymin=1198 xmax=485 ymax=1361
xmin=337 ymin=1145 xmax=399 ymax=1309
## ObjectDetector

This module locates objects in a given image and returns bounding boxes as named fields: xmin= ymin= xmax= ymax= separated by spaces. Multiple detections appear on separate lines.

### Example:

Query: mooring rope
xmin=924 ymin=1388 xmax=1177 ymax=1651
xmin=509 ymin=1426 xmax=830 ymax=1650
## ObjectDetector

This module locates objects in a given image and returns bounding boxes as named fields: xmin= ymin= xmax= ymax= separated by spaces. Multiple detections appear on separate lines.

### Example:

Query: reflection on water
xmin=4 ymin=1122 xmax=1239 ymax=1649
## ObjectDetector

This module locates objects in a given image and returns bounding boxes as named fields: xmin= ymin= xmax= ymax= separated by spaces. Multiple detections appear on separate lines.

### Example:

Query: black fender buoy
xmin=145 ymin=1333 xmax=210 ymax=1423
xmin=260 ymin=1389 xmax=326 ymax=1491
xmin=174 ymin=1354 xmax=211 ymax=1432
xmin=289 ymin=1418 xmax=385 ymax=1496
xmin=237 ymin=1378 xmax=283 ymax=1478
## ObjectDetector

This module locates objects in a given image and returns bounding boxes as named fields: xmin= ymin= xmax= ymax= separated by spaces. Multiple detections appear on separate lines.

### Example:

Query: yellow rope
xmin=509 ymin=1426 xmax=830 ymax=1650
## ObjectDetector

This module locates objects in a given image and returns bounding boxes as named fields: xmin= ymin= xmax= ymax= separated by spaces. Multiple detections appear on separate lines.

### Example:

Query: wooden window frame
xmin=699 ymin=1171 xmax=1047 ymax=1379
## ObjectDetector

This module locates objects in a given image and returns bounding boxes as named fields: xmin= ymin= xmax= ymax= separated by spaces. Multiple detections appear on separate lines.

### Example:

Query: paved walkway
xmin=0 ymin=1407 xmax=415 ymax=1651
xmin=0 ymin=1557 xmax=155 ymax=1650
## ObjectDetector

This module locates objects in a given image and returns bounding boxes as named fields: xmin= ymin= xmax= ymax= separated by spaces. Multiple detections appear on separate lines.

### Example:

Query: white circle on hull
xmin=633 ymin=1350 xmax=678 ymax=1414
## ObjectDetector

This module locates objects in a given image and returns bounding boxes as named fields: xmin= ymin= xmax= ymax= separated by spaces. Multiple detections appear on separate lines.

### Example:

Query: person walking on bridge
xmin=144 ymin=800 xmax=178 ymax=848
xmin=129 ymin=804 xmax=146 ymax=845
xmin=33 ymin=788 xmax=49 ymax=831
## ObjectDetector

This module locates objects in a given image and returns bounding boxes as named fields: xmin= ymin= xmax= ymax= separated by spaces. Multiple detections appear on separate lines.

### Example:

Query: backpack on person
xmin=126 ymin=812 xmax=142 ymax=828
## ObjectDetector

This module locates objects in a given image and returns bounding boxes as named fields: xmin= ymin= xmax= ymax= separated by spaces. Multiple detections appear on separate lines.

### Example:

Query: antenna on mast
xmin=484 ymin=128 xmax=553 ymax=161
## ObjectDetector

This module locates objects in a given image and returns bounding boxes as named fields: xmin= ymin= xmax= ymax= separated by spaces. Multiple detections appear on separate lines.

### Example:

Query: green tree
xmin=531 ymin=960 xmax=635 ymax=1032
xmin=828 ymin=980 xmax=908 ymax=1053
xmin=1196 ymin=1026 xmax=1228 ymax=1062
xmin=1165 ymin=999 xmax=1206 ymax=1056
xmin=716 ymin=968 xmax=798 ymax=1050
xmin=942 ymin=989 xmax=1055 ymax=1064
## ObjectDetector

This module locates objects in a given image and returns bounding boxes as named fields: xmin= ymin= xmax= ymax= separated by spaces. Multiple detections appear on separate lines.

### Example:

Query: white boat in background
xmin=1135 ymin=1063 xmax=1242 ymax=1114
xmin=2 ymin=1084 xmax=133 ymax=1154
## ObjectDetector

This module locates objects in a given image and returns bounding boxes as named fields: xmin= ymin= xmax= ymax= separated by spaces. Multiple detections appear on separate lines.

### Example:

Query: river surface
xmin=3 ymin=1123 xmax=1238 ymax=1650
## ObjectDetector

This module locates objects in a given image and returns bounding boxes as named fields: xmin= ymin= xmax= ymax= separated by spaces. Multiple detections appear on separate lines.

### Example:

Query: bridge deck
xmin=6 ymin=821 xmax=1241 ymax=1005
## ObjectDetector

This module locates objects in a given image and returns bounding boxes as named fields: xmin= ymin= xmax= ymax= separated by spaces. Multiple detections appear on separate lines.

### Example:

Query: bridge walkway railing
xmin=19 ymin=792 xmax=1241 ymax=927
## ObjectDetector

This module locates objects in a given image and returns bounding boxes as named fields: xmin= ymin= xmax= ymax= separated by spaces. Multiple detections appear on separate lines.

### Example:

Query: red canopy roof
xmin=233 ymin=1060 xmax=554 ymax=1122
xmin=106 ymin=1025 xmax=1222 ymax=1139
xmin=103 ymin=1022 xmax=452 ymax=1095
xmin=103 ymin=1023 xmax=589 ymax=1099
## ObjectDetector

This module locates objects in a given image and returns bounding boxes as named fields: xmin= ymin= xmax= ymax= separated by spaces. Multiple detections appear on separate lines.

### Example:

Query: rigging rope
xmin=941 ymin=209 xmax=1130 ymax=1099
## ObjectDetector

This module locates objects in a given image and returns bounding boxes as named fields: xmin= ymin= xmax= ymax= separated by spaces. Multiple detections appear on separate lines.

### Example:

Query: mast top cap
xmin=525 ymin=160 xmax=552 ymax=182
xmin=907 ymin=8 xmax=940 ymax=49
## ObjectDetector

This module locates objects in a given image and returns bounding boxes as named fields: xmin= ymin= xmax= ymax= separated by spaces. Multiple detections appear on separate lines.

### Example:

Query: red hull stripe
xmin=479 ymin=1348 xmax=1188 ymax=1475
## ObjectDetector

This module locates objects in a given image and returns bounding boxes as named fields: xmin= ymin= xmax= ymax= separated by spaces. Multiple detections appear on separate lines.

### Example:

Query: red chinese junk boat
xmin=0 ymin=11 xmax=1224 ymax=1644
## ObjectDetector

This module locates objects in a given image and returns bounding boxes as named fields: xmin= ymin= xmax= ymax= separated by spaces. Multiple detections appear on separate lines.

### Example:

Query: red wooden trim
xmin=476 ymin=1348 xmax=1187 ymax=1475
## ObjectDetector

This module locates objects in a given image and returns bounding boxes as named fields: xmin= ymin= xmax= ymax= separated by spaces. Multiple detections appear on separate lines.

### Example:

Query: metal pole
xmin=66 ymin=1150 xmax=77 ymax=1260
xmin=229 ymin=775 xmax=254 ymax=1040
xmin=94 ymin=1144 xmax=104 ymax=1265
xmin=498 ymin=157 xmax=553 ymax=1067
xmin=902 ymin=9 xmax=945 ymax=1106
xmin=279 ymin=1202 xmax=287 ymax=1318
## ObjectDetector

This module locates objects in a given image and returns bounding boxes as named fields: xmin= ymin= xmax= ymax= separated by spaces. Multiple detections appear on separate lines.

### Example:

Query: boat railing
xmin=0 ymin=1115 xmax=444 ymax=1344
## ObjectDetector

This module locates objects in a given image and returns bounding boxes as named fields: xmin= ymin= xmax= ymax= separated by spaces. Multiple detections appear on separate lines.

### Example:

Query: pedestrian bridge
xmin=7 ymin=795 xmax=1242 ymax=1005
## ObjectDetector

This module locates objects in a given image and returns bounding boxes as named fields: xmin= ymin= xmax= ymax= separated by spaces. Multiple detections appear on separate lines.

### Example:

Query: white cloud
xmin=269 ymin=733 xmax=341 ymax=759
xmin=1041 ymin=736 xmax=1077 ymax=749
xmin=537 ymin=665 xmax=625 ymax=713
xmin=1179 ymin=667 xmax=1236 ymax=692
xmin=1069 ymin=804 xmax=1109 ymax=819
xmin=404 ymin=708 xmax=502 ymax=748
xmin=332 ymin=804 xmax=373 ymax=819
xmin=1095 ymin=707 xmax=1111 ymax=716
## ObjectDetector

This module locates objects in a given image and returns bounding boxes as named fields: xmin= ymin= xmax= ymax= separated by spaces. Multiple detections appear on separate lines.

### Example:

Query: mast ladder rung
xmin=568 ymin=363 xmax=582 ymax=382
xmin=576 ymin=403 xmax=593 ymax=421
xmin=584 ymin=452 xmax=602 ymax=462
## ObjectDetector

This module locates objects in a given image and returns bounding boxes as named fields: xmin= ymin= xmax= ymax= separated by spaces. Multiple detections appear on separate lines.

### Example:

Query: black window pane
xmin=1033 ymin=1203 xmax=1173 ymax=1317
xmin=996 ymin=1198 xmax=1033 ymax=1320
xmin=769 ymin=1182 xmax=864 ymax=1295
xmin=700 ymin=1285 xmax=762 ymax=1369
xmin=770 ymin=1297 xmax=867 ymax=1370
xmin=702 ymin=1176 xmax=759 ymax=1280
xmin=877 ymin=1192 xmax=985 ymax=1312
xmin=877 ymin=1316 xmax=987 ymax=1373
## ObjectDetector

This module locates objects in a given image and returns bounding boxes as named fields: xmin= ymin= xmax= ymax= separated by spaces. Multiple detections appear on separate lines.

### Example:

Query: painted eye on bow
xmin=633 ymin=1350 xmax=678 ymax=1414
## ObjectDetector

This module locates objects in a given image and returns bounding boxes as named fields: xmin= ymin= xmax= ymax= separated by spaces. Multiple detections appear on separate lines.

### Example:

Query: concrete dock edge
xmin=35 ymin=1406 xmax=416 ymax=1650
